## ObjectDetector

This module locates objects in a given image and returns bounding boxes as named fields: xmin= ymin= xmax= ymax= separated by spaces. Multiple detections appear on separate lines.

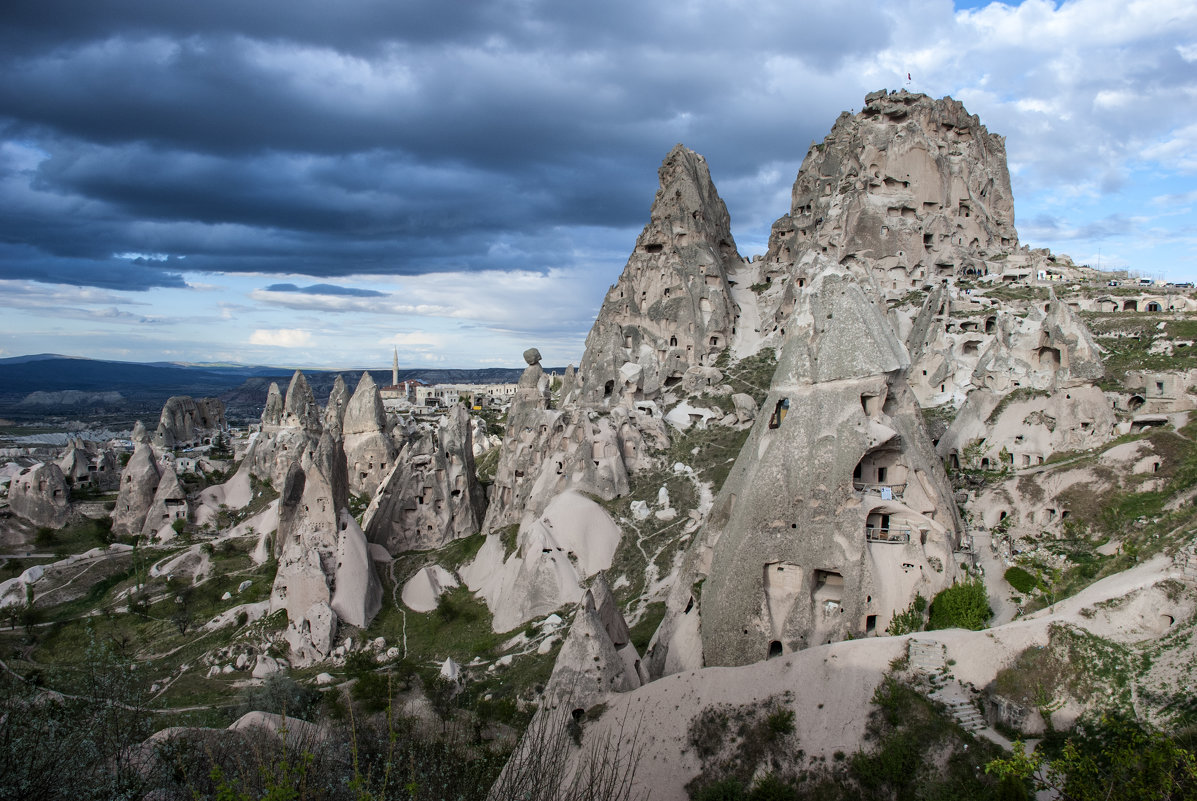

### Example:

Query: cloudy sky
xmin=1 ymin=0 xmax=1194 ymax=369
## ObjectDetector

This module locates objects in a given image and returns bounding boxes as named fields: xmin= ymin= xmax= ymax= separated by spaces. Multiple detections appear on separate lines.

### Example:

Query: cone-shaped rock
xmin=343 ymin=372 xmax=395 ymax=497
xmin=141 ymin=462 xmax=189 ymax=539
xmin=283 ymin=371 xmax=322 ymax=433
xmin=577 ymin=145 xmax=741 ymax=405
xmin=697 ymin=262 xmax=962 ymax=667
xmin=363 ymin=403 xmax=485 ymax=553
xmin=323 ymin=374 xmax=350 ymax=436
xmin=330 ymin=510 xmax=383 ymax=628
xmin=262 ymin=383 xmax=284 ymax=428
xmin=112 ymin=443 xmax=161 ymax=536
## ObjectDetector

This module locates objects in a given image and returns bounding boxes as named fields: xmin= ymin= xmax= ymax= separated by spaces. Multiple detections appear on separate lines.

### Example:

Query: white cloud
xmin=248 ymin=328 xmax=313 ymax=347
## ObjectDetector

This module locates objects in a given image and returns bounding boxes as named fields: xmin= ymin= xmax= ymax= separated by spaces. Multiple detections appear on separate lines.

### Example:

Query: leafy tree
xmin=927 ymin=579 xmax=992 ymax=631
xmin=986 ymin=716 xmax=1197 ymax=801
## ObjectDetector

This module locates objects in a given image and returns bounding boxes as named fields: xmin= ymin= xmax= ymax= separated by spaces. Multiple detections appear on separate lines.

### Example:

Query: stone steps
xmin=909 ymin=639 xmax=946 ymax=674
xmin=928 ymin=687 xmax=987 ymax=731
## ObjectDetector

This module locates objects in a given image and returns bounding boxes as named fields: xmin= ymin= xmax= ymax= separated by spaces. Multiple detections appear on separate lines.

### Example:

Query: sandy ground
xmin=576 ymin=554 xmax=1191 ymax=801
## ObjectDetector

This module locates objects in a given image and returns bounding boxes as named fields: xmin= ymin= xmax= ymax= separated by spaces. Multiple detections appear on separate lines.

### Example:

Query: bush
xmin=928 ymin=579 xmax=992 ymax=631
xmin=886 ymin=594 xmax=927 ymax=635
xmin=236 ymin=673 xmax=320 ymax=721
xmin=1005 ymin=566 xmax=1038 ymax=594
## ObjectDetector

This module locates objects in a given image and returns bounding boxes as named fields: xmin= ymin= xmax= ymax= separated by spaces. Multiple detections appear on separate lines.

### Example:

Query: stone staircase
xmin=909 ymin=639 xmax=989 ymax=734
xmin=928 ymin=687 xmax=987 ymax=732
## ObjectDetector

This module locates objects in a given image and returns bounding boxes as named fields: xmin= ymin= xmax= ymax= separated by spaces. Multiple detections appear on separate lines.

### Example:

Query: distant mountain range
xmin=0 ymin=354 xmax=558 ymax=418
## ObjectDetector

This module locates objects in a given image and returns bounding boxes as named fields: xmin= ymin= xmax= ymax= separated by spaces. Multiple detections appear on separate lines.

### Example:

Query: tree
xmin=986 ymin=716 xmax=1197 ymax=801
xmin=927 ymin=579 xmax=991 ymax=631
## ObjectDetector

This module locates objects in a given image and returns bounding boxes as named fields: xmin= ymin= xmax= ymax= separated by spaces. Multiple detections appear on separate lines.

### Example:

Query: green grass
xmin=628 ymin=601 xmax=666 ymax=653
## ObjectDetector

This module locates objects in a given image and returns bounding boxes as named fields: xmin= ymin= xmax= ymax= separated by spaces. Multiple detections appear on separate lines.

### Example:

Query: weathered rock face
xmin=763 ymin=90 xmax=1018 ymax=297
xmin=7 ymin=462 xmax=71 ymax=528
xmin=282 ymin=371 xmax=322 ymax=434
xmin=363 ymin=404 xmax=485 ymax=554
xmin=542 ymin=575 xmax=641 ymax=713
xmin=329 ymin=510 xmax=383 ymax=628
xmin=323 ymin=375 xmax=350 ymax=437
xmin=270 ymin=432 xmax=350 ymax=664
xmin=577 ymin=145 xmax=742 ymax=406
xmin=261 ymin=383 xmax=284 ymax=428
xmin=342 ymin=372 xmax=396 ymax=497
xmin=464 ymin=489 xmax=624 ymax=632
xmin=152 ymin=396 xmax=226 ymax=449
xmin=249 ymin=372 xmax=324 ymax=489
xmin=141 ymin=462 xmax=189 ymax=539
xmin=58 ymin=439 xmax=120 ymax=490
xmin=656 ymin=264 xmax=962 ymax=669
xmin=480 ymin=404 xmax=643 ymax=535
xmin=112 ymin=443 xmax=162 ymax=536
xmin=935 ymin=292 xmax=1112 ymax=464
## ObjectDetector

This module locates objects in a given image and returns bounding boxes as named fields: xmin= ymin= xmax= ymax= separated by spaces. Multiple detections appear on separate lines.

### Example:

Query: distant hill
xmin=0 ymin=354 xmax=561 ymax=418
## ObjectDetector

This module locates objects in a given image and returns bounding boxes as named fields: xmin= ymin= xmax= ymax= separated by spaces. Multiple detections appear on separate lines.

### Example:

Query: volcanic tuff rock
xmin=465 ymin=489 xmax=624 ymax=632
xmin=329 ymin=509 xmax=382 ymax=628
xmin=152 ymin=396 xmax=226 ymax=449
xmin=763 ymin=89 xmax=1017 ymax=299
xmin=542 ymin=574 xmax=641 ymax=713
xmin=250 ymin=372 xmax=324 ymax=489
xmin=58 ymin=438 xmax=119 ymax=490
xmin=577 ymin=145 xmax=742 ymax=406
xmin=323 ymin=374 xmax=350 ymax=437
xmin=282 ymin=370 xmax=322 ymax=434
xmin=362 ymin=404 xmax=485 ymax=554
xmin=141 ymin=462 xmax=189 ymax=540
xmin=261 ymin=382 xmax=284 ymax=427
xmin=7 ymin=462 xmax=71 ymax=529
xmin=112 ymin=442 xmax=162 ymax=537
xmin=650 ymin=263 xmax=963 ymax=671
xmin=271 ymin=432 xmax=350 ymax=664
xmin=342 ymin=372 xmax=396 ymax=497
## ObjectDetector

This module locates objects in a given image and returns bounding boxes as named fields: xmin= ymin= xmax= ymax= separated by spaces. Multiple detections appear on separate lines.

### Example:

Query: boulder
xmin=7 ymin=462 xmax=70 ymax=528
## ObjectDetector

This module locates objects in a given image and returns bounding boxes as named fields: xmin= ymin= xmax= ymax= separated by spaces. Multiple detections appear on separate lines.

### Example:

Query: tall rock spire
xmin=577 ymin=144 xmax=742 ymax=406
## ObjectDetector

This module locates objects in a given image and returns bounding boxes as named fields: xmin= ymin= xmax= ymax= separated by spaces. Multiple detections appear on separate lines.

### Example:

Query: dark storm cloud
xmin=264 ymin=283 xmax=386 ymax=297
xmin=0 ymin=0 xmax=895 ymax=290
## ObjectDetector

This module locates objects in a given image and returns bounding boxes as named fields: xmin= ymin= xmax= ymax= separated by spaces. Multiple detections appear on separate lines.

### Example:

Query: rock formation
xmin=362 ymin=403 xmax=485 ymax=554
xmin=577 ymin=145 xmax=742 ymax=406
xmin=58 ymin=439 xmax=120 ymax=490
xmin=342 ymin=372 xmax=396 ymax=497
xmin=764 ymin=89 xmax=1018 ymax=297
xmin=141 ymin=462 xmax=189 ymax=540
xmin=542 ymin=574 xmax=641 ymax=713
xmin=329 ymin=510 xmax=382 ymax=628
xmin=323 ymin=374 xmax=350 ymax=437
xmin=282 ymin=370 xmax=322 ymax=434
xmin=7 ymin=462 xmax=71 ymax=528
xmin=261 ymin=382 xmax=284 ymax=427
xmin=652 ymin=263 xmax=962 ymax=670
xmin=152 ymin=396 xmax=226 ymax=449
xmin=937 ymin=292 xmax=1113 ymax=465
xmin=250 ymin=371 xmax=324 ymax=488
xmin=464 ymin=489 xmax=623 ymax=632
xmin=112 ymin=442 xmax=162 ymax=537
xmin=271 ymin=433 xmax=347 ymax=664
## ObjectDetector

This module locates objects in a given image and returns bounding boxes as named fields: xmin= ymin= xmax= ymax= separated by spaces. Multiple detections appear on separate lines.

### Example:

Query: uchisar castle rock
xmin=5 ymin=90 xmax=1197 ymax=799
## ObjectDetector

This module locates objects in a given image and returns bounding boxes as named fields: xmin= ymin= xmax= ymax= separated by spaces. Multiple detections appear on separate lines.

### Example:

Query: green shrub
xmin=747 ymin=774 xmax=797 ymax=801
xmin=694 ymin=777 xmax=746 ymax=801
xmin=928 ymin=579 xmax=992 ymax=631
xmin=236 ymin=673 xmax=320 ymax=721
xmin=1005 ymin=566 xmax=1038 ymax=594
xmin=886 ymin=594 xmax=927 ymax=635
